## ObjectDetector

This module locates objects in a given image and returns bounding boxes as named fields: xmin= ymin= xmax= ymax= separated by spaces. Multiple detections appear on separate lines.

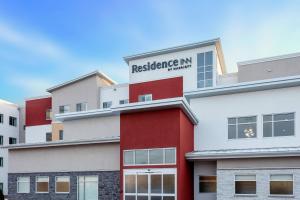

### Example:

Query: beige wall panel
xmin=9 ymin=143 xmax=120 ymax=173
xmin=52 ymin=123 xmax=63 ymax=141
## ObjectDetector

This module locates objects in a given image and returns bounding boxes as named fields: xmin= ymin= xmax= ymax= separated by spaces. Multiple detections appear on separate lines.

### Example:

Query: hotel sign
xmin=131 ymin=57 xmax=192 ymax=73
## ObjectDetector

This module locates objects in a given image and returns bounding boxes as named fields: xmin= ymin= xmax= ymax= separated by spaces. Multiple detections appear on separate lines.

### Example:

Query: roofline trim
xmin=123 ymin=38 xmax=220 ymax=64
xmin=5 ymin=137 xmax=120 ymax=150
xmin=46 ymin=70 xmax=116 ymax=93
xmin=25 ymin=95 xmax=52 ymax=101
xmin=238 ymin=52 xmax=300 ymax=66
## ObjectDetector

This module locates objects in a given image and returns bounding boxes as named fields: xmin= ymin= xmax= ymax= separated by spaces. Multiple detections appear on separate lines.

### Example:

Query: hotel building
xmin=6 ymin=38 xmax=300 ymax=200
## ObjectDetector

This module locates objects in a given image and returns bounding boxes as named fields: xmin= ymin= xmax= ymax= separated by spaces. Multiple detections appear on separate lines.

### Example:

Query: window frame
xmin=263 ymin=112 xmax=295 ymax=138
xmin=76 ymin=102 xmax=88 ymax=112
xmin=119 ymin=99 xmax=129 ymax=105
xmin=77 ymin=175 xmax=99 ymax=200
xmin=59 ymin=130 xmax=64 ymax=140
xmin=0 ymin=114 xmax=3 ymax=124
xmin=197 ymin=51 xmax=214 ymax=88
xmin=103 ymin=101 xmax=112 ymax=109
xmin=123 ymin=147 xmax=176 ymax=166
xmin=0 ymin=157 xmax=3 ymax=167
xmin=59 ymin=105 xmax=70 ymax=114
xmin=36 ymin=176 xmax=49 ymax=193
xmin=234 ymin=174 xmax=257 ymax=195
xmin=55 ymin=176 xmax=70 ymax=194
xmin=46 ymin=132 xmax=52 ymax=142
xmin=269 ymin=174 xmax=294 ymax=196
xmin=9 ymin=137 xmax=17 ymax=145
xmin=228 ymin=115 xmax=257 ymax=140
xmin=9 ymin=116 xmax=17 ymax=127
xmin=0 ymin=135 xmax=3 ymax=145
xmin=138 ymin=94 xmax=152 ymax=102
xmin=199 ymin=175 xmax=217 ymax=193
xmin=17 ymin=177 xmax=30 ymax=194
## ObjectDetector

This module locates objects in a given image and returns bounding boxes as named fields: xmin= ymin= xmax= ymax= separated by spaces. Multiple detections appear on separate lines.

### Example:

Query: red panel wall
xmin=129 ymin=77 xmax=183 ymax=103
xmin=25 ymin=97 xmax=52 ymax=126
xmin=120 ymin=108 xmax=194 ymax=200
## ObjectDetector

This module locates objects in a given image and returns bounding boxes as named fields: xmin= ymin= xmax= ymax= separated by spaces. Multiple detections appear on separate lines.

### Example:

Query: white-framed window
xmin=228 ymin=116 xmax=257 ymax=139
xmin=270 ymin=174 xmax=293 ymax=196
xmin=119 ymin=99 xmax=129 ymax=105
xmin=17 ymin=177 xmax=30 ymax=193
xmin=124 ymin=148 xmax=176 ymax=166
xmin=46 ymin=132 xmax=52 ymax=142
xmin=124 ymin=168 xmax=176 ymax=200
xmin=55 ymin=176 xmax=70 ymax=193
xmin=197 ymin=51 xmax=213 ymax=88
xmin=78 ymin=176 xmax=98 ymax=200
xmin=199 ymin=176 xmax=216 ymax=193
xmin=76 ymin=102 xmax=88 ymax=112
xmin=9 ymin=116 xmax=17 ymax=127
xmin=235 ymin=175 xmax=256 ymax=195
xmin=103 ymin=101 xmax=112 ymax=109
xmin=9 ymin=137 xmax=17 ymax=145
xmin=59 ymin=105 xmax=70 ymax=114
xmin=45 ymin=109 xmax=52 ymax=120
xmin=138 ymin=94 xmax=152 ymax=102
xmin=263 ymin=113 xmax=295 ymax=137
xmin=36 ymin=176 xmax=49 ymax=193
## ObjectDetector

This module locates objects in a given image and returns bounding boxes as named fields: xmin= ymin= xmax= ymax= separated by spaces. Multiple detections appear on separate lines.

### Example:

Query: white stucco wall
xmin=0 ymin=100 xmax=19 ymax=195
xmin=25 ymin=124 xmax=52 ymax=143
xmin=191 ymin=86 xmax=300 ymax=151
xmin=99 ymin=84 xmax=129 ymax=108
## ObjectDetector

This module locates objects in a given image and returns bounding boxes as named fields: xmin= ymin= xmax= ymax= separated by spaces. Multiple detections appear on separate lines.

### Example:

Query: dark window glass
xmin=151 ymin=175 xmax=162 ymax=194
xmin=9 ymin=116 xmax=17 ymax=127
xmin=199 ymin=176 xmax=216 ymax=193
xmin=270 ymin=175 xmax=293 ymax=195
xmin=59 ymin=130 xmax=63 ymax=140
xmin=0 ymin=136 xmax=3 ymax=145
xmin=0 ymin=157 xmax=3 ymax=167
xmin=263 ymin=122 xmax=272 ymax=137
xmin=0 ymin=114 xmax=3 ymax=123
xmin=9 ymin=137 xmax=17 ymax=144
xmin=263 ymin=113 xmax=295 ymax=137
xmin=235 ymin=181 xmax=256 ymax=194
xmin=0 ymin=183 xmax=3 ymax=193
xmin=103 ymin=101 xmax=112 ymax=109
xmin=274 ymin=121 xmax=294 ymax=136
xmin=125 ymin=175 xmax=136 ymax=193
xmin=197 ymin=53 xmax=204 ymax=66
xmin=46 ymin=133 xmax=52 ymax=142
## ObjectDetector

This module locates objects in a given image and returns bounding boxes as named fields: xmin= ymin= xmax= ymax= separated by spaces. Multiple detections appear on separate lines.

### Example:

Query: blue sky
xmin=0 ymin=0 xmax=300 ymax=104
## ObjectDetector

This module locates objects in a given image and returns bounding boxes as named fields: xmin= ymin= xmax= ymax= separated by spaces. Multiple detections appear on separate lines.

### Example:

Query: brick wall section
xmin=217 ymin=168 xmax=300 ymax=200
xmin=8 ymin=171 xmax=120 ymax=200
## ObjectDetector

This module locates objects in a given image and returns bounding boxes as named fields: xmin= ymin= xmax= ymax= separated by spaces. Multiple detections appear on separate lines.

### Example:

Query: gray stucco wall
xmin=8 ymin=171 xmax=120 ymax=200
xmin=238 ymin=56 xmax=300 ymax=83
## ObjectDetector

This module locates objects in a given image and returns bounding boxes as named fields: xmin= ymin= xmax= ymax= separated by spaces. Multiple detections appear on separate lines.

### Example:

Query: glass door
xmin=124 ymin=168 xmax=176 ymax=200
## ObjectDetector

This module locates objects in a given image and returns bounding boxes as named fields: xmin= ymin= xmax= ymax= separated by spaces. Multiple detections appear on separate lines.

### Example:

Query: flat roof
xmin=47 ymin=70 xmax=116 ymax=93
xmin=123 ymin=38 xmax=226 ymax=74
xmin=55 ymin=97 xmax=199 ymax=125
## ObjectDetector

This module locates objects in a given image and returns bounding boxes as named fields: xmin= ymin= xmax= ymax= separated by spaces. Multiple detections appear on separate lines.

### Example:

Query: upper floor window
xmin=124 ymin=148 xmax=176 ymax=166
xmin=59 ymin=130 xmax=64 ymax=140
xmin=46 ymin=132 xmax=52 ymax=142
xmin=76 ymin=102 xmax=87 ymax=112
xmin=197 ymin=51 xmax=213 ymax=88
xmin=0 ymin=114 xmax=3 ymax=124
xmin=0 ymin=136 xmax=3 ymax=145
xmin=138 ymin=94 xmax=152 ymax=102
xmin=9 ymin=116 xmax=17 ymax=127
xmin=46 ymin=109 xmax=52 ymax=120
xmin=270 ymin=174 xmax=293 ymax=195
xmin=9 ymin=137 xmax=17 ymax=145
xmin=59 ymin=105 xmax=70 ymax=114
xmin=228 ymin=116 xmax=257 ymax=139
xmin=263 ymin=113 xmax=295 ymax=137
xmin=103 ymin=101 xmax=112 ymax=109
xmin=0 ymin=157 xmax=3 ymax=167
xmin=119 ymin=99 xmax=129 ymax=105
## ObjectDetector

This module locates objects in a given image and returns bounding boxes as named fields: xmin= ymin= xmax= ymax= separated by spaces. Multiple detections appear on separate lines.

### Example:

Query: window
xmin=0 ymin=157 xmax=3 ymax=167
xmin=9 ymin=116 xmax=17 ymax=126
xmin=103 ymin=101 xmax=112 ymax=109
xmin=9 ymin=137 xmax=17 ymax=145
xmin=59 ymin=130 xmax=64 ymax=140
xmin=138 ymin=94 xmax=152 ymax=102
xmin=197 ymin=51 xmax=213 ymax=88
xmin=76 ymin=103 xmax=87 ymax=112
xmin=235 ymin=175 xmax=256 ymax=195
xmin=46 ymin=109 xmax=52 ymax=120
xmin=59 ymin=105 xmax=70 ymax=114
xmin=46 ymin=132 xmax=52 ymax=142
xmin=124 ymin=148 xmax=176 ymax=166
xmin=119 ymin=99 xmax=129 ymax=105
xmin=0 ymin=136 xmax=3 ymax=145
xmin=228 ymin=116 xmax=257 ymax=139
xmin=199 ymin=176 xmax=216 ymax=193
xmin=36 ymin=176 xmax=49 ymax=193
xmin=0 ymin=114 xmax=3 ymax=124
xmin=0 ymin=183 xmax=2 ymax=193
xmin=270 ymin=174 xmax=293 ymax=195
xmin=264 ymin=113 xmax=295 ymax=137
xmin=17 ymin=177 xmax=30 ymax=193
xmin=56 ymin=176 xmax=70 ymax=193
xmin=78 ymin=176 xmax=98 ymax=200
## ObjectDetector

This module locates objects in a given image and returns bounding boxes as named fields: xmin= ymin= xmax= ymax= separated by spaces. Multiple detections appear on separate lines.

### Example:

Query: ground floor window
xmin=124 ymin=168 xmax=176 ymax=200
xmin=36 ymin=176 xmax=49 ymax=193
xmin=55 ymin=176 xmax=70 ymax=193
xmin=78 ymin=176 xmax=98 ymax=200
xmin=199 ymin=176 xmax=216 ymax=193
xmin=270 ymin=174 xmax=293 ymax=195
xmin=17 ymin=177 xmax=30 ymax=193
xmin=235 ymin=175 xmax=256 ymax=195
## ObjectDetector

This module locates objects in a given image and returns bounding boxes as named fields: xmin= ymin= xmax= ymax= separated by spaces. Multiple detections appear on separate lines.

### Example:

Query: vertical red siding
xmin=129 ymin=77 xmax=183 ymax=103
xmin=25 ymin=97 xmax=52 ymax=126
